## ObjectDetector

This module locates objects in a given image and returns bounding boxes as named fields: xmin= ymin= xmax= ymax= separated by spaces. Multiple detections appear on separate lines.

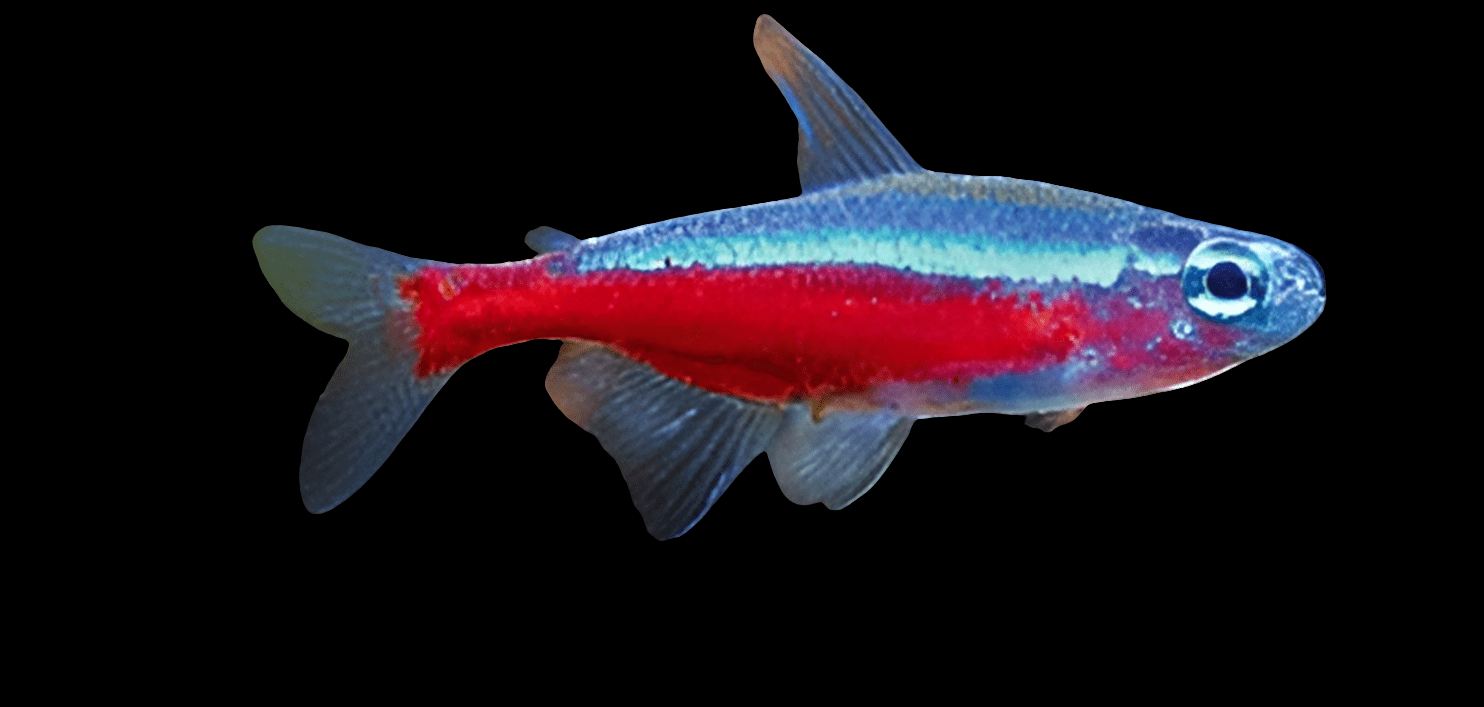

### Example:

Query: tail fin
xmin=253 ymin=226 xmax=455 ymax=512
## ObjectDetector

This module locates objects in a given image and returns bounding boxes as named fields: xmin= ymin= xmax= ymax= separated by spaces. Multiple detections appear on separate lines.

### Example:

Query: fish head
xmin=893 ymin=219 xmax=1328 ymax=417
xmin=1103 ymin=221 xmax=1327 ymax=396
xmin=1152 ymin=223 xmax=1326 ymax=359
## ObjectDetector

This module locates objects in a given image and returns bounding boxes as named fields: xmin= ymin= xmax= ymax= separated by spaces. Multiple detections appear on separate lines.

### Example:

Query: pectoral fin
xmin=1023 ymin=406 xmax=1086 ymax=432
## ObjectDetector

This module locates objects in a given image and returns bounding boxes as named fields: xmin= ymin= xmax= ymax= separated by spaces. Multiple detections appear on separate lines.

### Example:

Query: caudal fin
xmin=253 ymin=226 xmax=455 ymax=512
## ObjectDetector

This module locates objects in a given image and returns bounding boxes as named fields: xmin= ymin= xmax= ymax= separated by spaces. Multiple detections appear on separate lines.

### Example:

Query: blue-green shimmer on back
xmin=566 ymin=172 xmax=1210 ymax=286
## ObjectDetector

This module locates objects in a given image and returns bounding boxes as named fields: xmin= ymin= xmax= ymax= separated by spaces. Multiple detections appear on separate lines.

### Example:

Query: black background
xmin=221 ymin=7 xmax=1366 ymax=578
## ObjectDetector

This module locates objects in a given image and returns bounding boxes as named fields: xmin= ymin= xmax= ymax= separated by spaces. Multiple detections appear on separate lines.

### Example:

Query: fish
xmin=253 ymin=15 xmax=1326 ymax=540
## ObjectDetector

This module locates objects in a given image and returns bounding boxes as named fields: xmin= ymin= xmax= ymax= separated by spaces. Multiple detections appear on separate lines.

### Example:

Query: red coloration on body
xmin=396 ymin=255 xmax=1229 ymax=402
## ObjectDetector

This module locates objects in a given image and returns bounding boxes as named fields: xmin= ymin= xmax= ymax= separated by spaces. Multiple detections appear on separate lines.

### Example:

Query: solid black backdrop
xmin=220 ymin=8 xmax=1357 ymax=582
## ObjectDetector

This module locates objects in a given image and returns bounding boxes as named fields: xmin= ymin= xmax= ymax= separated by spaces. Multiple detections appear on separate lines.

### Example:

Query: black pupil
xmin=1206 ymin=261 xmax=1248 ymax=299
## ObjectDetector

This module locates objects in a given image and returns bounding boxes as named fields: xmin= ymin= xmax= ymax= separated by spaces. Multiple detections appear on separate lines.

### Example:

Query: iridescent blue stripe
xmin=569 ymin=173 xmax=1202 ymax=286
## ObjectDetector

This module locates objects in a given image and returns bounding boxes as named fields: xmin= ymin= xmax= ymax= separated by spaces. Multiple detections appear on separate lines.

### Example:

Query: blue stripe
xmin=567 ymin=172 xmax=1219 ymax=286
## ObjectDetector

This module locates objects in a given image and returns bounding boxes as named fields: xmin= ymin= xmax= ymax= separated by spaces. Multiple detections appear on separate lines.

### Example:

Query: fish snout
xmin=1264 ymin=244 xmax=1326 ymax=340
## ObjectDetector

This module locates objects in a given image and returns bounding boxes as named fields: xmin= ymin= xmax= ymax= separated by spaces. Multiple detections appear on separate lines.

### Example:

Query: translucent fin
xmin=546 ymin=342 xmax=785 ymax=539
xmin=253 ymin=226 xmax=455 ymax=512
xmin=767 ymin=405 xmax=915 ymax=510
xmin=1024 ymin=406 xmax=1086 ymax=432
xmin=753 ymin=15 xmax=923 ymax=194
xmin=524 ymin=226 xmax=582 ymax=254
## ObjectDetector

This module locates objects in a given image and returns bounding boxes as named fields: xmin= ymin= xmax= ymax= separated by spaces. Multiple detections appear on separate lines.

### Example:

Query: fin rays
xmin=299 ymin=340 xmax=453 ymax=511
xmin=254 ymin=226 xmax=454 ymax=512
xmin=546 ymin=343 xmax=785 ymax=539
xmin=753 ymin=15 xmax=923 ymax=194
xmin=768 ymin=406 xmax=914 ymax=509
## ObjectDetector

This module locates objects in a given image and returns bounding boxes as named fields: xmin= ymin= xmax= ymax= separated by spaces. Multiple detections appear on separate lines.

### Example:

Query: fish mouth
xmin=1289 ymin=245 xmax=1326 ymax=323
xmin=1246 ymin=241 xmax=1325 ymax=344
xmin=1311 ymin=245 xmax=1335 ymax=298
xmin=1298 ymin=245 xmax=1326 ymax=299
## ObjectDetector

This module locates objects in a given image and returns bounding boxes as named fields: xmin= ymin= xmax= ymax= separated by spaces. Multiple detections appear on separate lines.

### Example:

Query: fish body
xmin=406 ymin=174 xmax=1313 ymax=417
xmin=254 ymin=16 xmax=1325 ymax=539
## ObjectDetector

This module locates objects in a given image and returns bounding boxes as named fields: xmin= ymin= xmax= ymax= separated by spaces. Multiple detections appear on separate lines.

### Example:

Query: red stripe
xmin=398 ymin=257 xmax=1228 ymax=402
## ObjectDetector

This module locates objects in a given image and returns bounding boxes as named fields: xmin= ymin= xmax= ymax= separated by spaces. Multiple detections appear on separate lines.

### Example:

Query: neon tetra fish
xmin=254 ymin=15 xmax=1326 ymax=539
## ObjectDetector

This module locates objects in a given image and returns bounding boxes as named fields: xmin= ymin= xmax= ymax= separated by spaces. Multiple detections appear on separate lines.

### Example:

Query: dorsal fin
xmin=753 ymin=15 xmax=923 ymax=194
xmin=524 ymin=226 xmax=582 ymax=254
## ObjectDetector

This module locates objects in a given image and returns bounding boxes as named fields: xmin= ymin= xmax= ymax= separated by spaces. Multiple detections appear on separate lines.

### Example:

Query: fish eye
xmin=1205 ymin=262 xmax=1248 ymax=299
xmin=1183 ymin=240 xmax=1267 ymax=322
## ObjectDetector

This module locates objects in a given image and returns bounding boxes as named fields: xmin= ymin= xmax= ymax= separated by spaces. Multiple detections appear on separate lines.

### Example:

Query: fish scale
xmin=254 ymin=15 xmax=1325 ymax=539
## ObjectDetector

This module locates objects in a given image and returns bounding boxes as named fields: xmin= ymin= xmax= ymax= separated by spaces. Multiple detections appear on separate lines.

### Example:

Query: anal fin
xmin=768 ymin=405 xmax=914 ymax=510
xmin=1023 ymin=406 xmax=1087 ymax=432
xmin=545 ymin=342 xmax=784 ymax=539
